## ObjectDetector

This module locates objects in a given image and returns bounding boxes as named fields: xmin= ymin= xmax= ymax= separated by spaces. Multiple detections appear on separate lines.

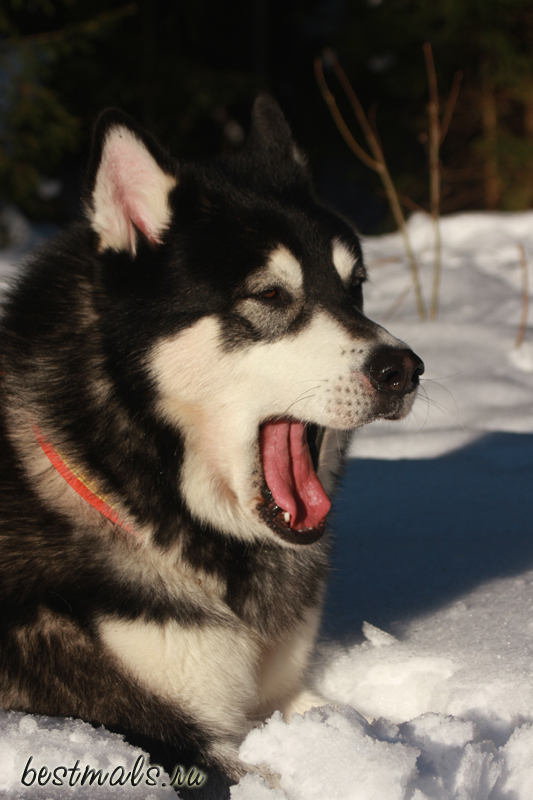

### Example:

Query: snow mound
xmin=319 ymin=571 xmax=533 ymax=738
xmin=233 ymin=705 xmax=533 ymax=800
xmin=0 ymin=711 xmax=175 ymax=798
xmin=235 ymin=706 xmax=418 ymax=800
xmin=232 ymin=565 xmax=533 ymax=798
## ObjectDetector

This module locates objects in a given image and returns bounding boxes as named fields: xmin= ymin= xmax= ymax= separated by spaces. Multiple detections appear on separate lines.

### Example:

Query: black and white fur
xmin=0 ymin=96 xmax=423 ymax=797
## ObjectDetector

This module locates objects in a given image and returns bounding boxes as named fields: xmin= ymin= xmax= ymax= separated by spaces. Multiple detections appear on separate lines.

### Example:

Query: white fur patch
xmin=258 ymin=606 xmax=324 ymax=718
xmin=332 ymin=239 xmax=357 ymax=282
xmin=246 ymin=247 xmax=303 ymax=296
xmin=89 ymin=126 xmax=176 ymax=254
xmin=99 ymin=616 xmax=258 ymax=735
xmin=266 ymin=248 xmax=303 ymax=292
xmin=99 ymin=605 xmax=323 ymax=731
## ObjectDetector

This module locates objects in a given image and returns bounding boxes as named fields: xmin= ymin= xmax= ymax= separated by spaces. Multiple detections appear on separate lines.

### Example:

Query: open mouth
xmin=258 ymin=419 xmax=331 ymax=545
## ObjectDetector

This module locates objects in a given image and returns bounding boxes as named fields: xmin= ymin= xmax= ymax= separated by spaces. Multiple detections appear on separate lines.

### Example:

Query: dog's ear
xmin=245 ymin=95 xmax=307 ymax=171
xmin=84 ymin=110 xmax=177 ymax=256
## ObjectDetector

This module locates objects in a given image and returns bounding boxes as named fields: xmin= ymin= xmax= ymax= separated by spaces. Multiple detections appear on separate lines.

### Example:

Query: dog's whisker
xmin=418 ymin=385 xmax=459 ymax=418
xmin=283 ymin=388 xmax=321 ymax=416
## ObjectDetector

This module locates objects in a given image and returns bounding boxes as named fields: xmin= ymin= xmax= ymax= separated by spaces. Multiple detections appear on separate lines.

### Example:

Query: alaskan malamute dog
xmin=0 ymin=96 xmax=423 ymax=796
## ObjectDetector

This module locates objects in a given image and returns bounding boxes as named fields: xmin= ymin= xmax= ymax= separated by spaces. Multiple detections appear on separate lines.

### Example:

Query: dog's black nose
xmin=367 ymin=347 xmax=424 ymax=395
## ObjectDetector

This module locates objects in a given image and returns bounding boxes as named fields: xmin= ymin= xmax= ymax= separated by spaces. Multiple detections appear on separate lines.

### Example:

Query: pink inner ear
xmin=121 ymin=177 xmax=162 ymax=246
xmin=112 ymin=142 xmax=165 ymax=243
xmin=123 ymin=195 xmax=160 ymax=247
xmin=92 ymin=127 xmax=175 ymax=254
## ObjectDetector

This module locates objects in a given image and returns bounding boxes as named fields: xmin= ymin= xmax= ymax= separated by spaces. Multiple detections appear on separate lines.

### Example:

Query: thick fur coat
xmin=0 ymin=96 xmax=422 ymax=797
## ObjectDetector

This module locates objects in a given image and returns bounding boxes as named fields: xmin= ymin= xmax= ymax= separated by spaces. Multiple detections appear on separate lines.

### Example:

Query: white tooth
xmin=283 ymin=512 xmax=291 ymax=524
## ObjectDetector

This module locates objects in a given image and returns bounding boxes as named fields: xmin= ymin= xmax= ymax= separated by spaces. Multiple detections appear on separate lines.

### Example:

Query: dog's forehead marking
xmin=332 ymin=239 xmax=356 ymax=282
xmin=257 ymin=247 xmax=303 ymax=291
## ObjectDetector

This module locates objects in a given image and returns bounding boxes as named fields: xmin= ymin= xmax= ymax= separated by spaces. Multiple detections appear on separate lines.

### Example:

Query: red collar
xmin=33 ymin=425 xmax=143 ymax=541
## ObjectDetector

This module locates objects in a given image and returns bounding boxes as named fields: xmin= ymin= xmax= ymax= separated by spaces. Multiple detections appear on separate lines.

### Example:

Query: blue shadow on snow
xmin=322 ymin=431 xmax=533 ymax=641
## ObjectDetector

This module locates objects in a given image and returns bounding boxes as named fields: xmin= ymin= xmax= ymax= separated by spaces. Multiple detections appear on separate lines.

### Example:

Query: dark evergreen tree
xmin=0 ymin=0 xmax=261 ymax=225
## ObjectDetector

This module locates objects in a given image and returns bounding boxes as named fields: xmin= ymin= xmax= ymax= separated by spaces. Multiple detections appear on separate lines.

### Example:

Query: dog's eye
xmin=253 ymin=287 xmax=289 ymax=305
xmin=259 ymin=288 xmax=278 ymax=299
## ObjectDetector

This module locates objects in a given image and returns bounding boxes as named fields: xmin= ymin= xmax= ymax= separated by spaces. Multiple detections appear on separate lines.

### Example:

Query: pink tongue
xmin=260 ymin=420 xmax=331 ymax=531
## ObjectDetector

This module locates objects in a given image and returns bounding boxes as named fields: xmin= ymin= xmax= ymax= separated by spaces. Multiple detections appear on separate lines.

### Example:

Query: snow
xmin=1 ymin=209 xmax=533 ymax=798
xmin=0 ymin=712 xmax=176 ymax=798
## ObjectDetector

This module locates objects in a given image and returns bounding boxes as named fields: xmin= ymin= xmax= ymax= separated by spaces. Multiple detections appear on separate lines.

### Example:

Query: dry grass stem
xmin=382 ymin=282 xmax=413 ymax=323
xmin=313 ymin=57 xmax=378 ymax=171
xmin=440 ymin=70 xmax=463 ymax=145
xmin=315 ymin=50 xmax=427 ymax=321
xmin=516 ymin=243 xmax=530 ymax=349
xmin=423 ymin=43 xmax=442 ymax=320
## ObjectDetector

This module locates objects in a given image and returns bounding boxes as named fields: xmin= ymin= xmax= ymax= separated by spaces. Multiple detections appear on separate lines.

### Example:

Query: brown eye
xmin=259 ymin=288 xmax=278 ymax=299
xmin=251 ymin=286 xmax=290 ymax=306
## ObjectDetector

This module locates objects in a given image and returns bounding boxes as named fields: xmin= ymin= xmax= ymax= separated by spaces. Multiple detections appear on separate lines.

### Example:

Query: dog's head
xmin=84 ymin=97 xmax=423 ymax=546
